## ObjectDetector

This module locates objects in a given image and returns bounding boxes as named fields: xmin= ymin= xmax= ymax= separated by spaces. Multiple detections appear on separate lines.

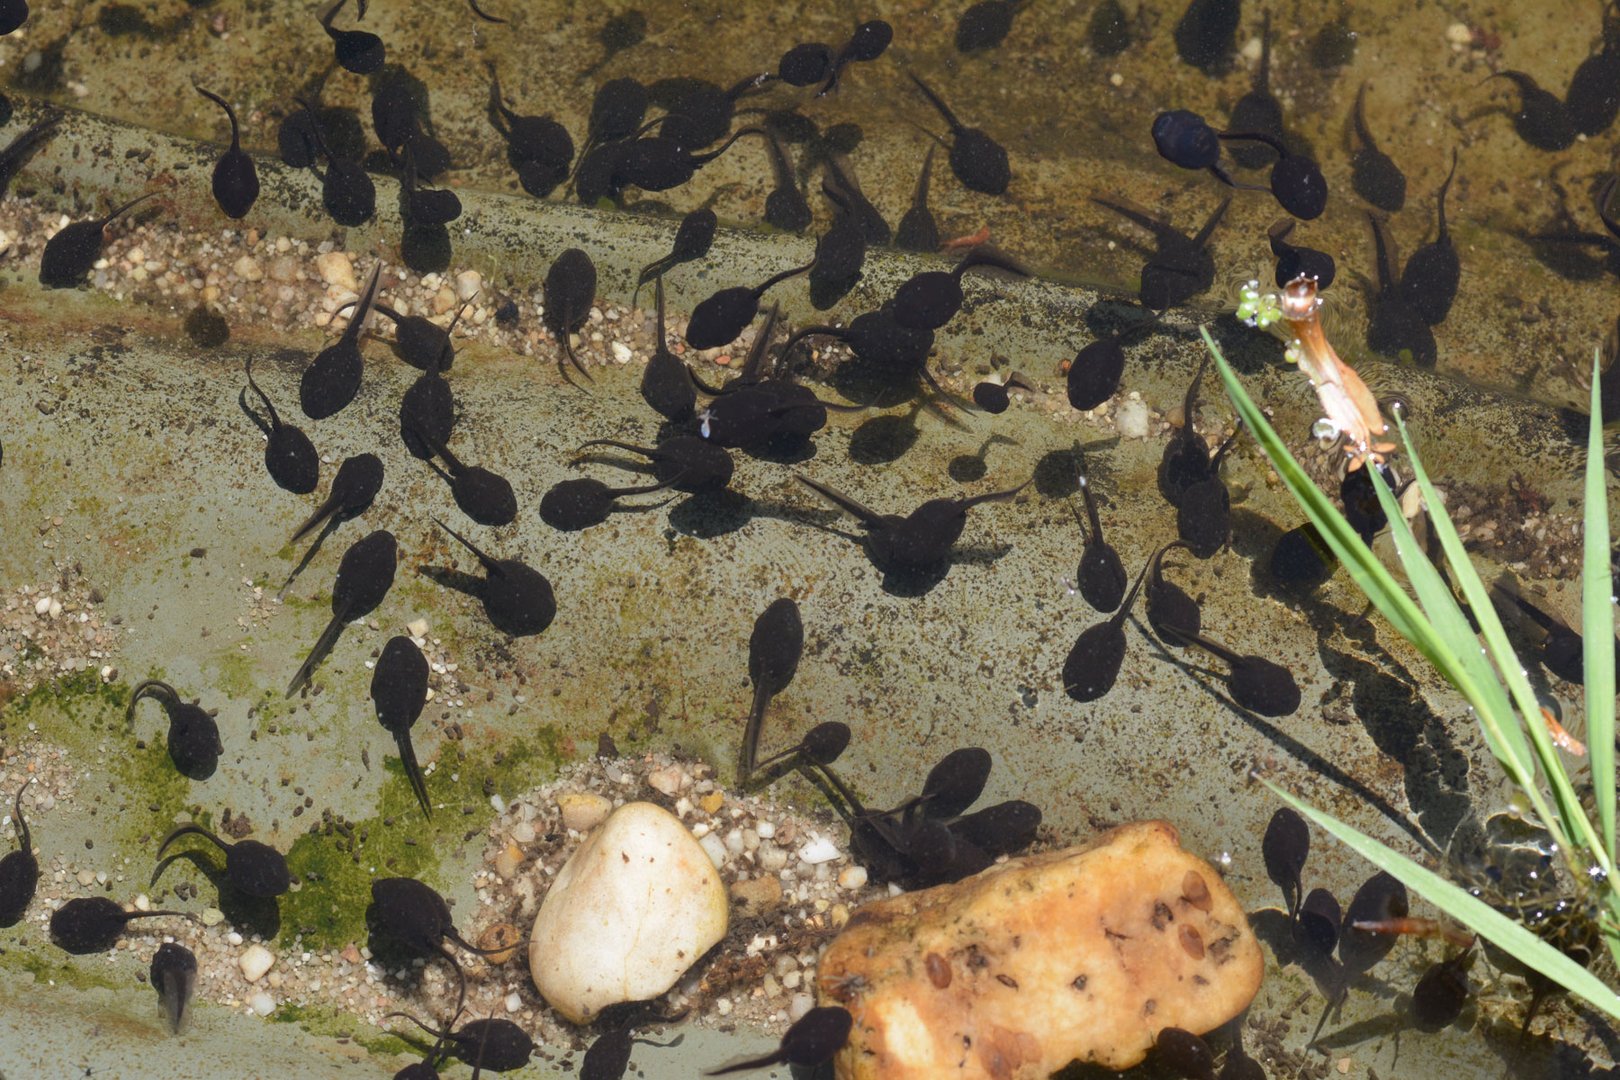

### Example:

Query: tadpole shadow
xmin=152 ymin=849 xmax=281 ymax=939
xmin=1248 ymin=908 xmax=1342 ymax=996
xmin=418 ymin=564 xmax=482 ymax=601
xmin=667 ymin=490 xmax=759 ymax=538
xmin=1137 ymin=624 xmax=1443 ymax=859
xmin=948 ymin=434 xmax=1018 ymax=484
xmin=847 ymin=409 xmax=925 ymax=465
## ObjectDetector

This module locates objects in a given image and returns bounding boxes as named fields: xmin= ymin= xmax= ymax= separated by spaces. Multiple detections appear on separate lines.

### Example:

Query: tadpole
xmin=739 ymin=597 xmax=804 ymax=781
xmin=434 ymin=519 xmax=556 ymax=638
xmin=125 ymin=680 xmax=224 ymax=780
xmin=0 ymin=778 xmax=38 ymax=927
xmin=50 ymin=896 xmax=184 ymax=954
xmin=155 ymin=822 xmax=290 ymax=898
xmin=1072 ymin=448 xmax=1125 ymax=612
xmin=150 ymin=941 xmax=198 ymax=1035
xmin=240 ymin=357 xmax=320 ymax=495
xmin=1062 ymin=559 xmax=1148 ymax=702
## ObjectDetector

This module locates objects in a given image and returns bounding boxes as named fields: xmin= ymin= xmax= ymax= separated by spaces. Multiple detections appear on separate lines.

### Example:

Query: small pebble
xmin=798 ymin=836 xmax=841 ymax=865
xmin=250 ymin=991 xmax=276 ymax=1016
xmin=315 ymin=251 xmax=357 ymax=292
xmin=239 ymin=944 xmax=275 ymax=983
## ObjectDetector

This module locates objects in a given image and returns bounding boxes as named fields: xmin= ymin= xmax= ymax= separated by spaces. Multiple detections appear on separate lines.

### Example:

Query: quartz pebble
xmin=239 ymin=944 xmax=275 ymax=983
xmin=455 ymin=269 xmax=483 ymax=303
xmin=315 ymin=251 xmax=356 ymax=292
xmin=529 ymin=801 xmax=728 ymax=1023
xmin=249 ymin=991 xmax=275 ymax=1016
xmin=798 ymin=835 xmax=841 ymax=865
xmin=558 ymin=791 xmax=612 ymax=833
xmin=1115 ymin=397 xmax=1151 ymax=439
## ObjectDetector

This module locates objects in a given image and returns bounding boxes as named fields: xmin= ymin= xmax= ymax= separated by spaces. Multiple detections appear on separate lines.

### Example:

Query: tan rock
xmin=817 ymin=820 xmax=1263 ymax=1080
xmin=729 ymin=874 xmax=783 ymax=919
xmin=558 ymin=791 xmax=612 ymax=833
xmin=477 ymin=922 xmax=523 ymax=965
xmin=315 ymin=251 xmax=356 ymax=292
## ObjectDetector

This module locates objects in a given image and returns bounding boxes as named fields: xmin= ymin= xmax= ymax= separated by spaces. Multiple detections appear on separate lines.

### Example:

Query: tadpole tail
xmin=794 ymin=474 xmax=885 ymax=527
xmin=289 ymin=492 xmax=341 ymax=544
xmin=286 ymin=613 xmax=346 ymax=698
xmin=158 ymin=964 xmax=197 ymax=1035
xmin=279 ymin=515 xmax=340 ymax=601
xmin=126 ymin=679 xmax=177 ymax=726
xmin=737 ymin=685 xmax=772 ymax=783
xmin=155 ymin=822 xmax=226 ymax=862
xmin=395 ymin=732 xmax=432 ymax=819
xmin=705 ymin=1050 xmax=783 ymax=1076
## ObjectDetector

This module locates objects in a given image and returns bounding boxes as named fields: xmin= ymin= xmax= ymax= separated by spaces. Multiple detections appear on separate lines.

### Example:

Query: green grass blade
xmin=1394 ymin=411 xmax=1601 ymax=866
xmin=1204 ymin=329 xmax=1536 ymax=785
xmin=1585 ymin=348 xmax=1616 ymax=864
xmin=1202 ymin=330 xmax=1435 ymax=653
xmin=1362 ymin=455 xmax=1538 ymax=788
xmin=1260 ymin=777 xmax=1620 ymax=1022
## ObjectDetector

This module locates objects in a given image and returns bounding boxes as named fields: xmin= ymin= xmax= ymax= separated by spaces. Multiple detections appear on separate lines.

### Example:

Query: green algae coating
xmin=5 ymin=947 xmax=125 ymax=993
xmin=276 ymin=731 xmax=566 ymax=951
xmin=269 ymin=1002 xmax=417 ymax=1060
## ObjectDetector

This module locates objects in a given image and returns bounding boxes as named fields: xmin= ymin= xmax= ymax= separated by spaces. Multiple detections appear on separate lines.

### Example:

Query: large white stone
xmin=529 ymin=801 xmax=727 ymax=1022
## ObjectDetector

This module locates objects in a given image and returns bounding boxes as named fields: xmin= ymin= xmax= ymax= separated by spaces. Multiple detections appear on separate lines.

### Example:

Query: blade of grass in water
xmin=1259 ymin=776 xmax=1620 ymax=1022
xmin=1584 ymin=348 xmax=1616 ymax=866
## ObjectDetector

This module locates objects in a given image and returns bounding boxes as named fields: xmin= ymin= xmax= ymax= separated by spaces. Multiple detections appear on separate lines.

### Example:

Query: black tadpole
xmin=195 ymin=85 xmax=259 ymax=220
xmin=1165 ymin=625 xmax=1302 ymax=716
xmin=908 ymin=74 xmax=1010 ymax=196
xmin=387 ymin=1013 xmax=534 ymax=1072
xmin=1155 ymin=1026 xmax=1215 ymax=1080
xmin=369 ymin=876 xmax=507 ymax=1018
xmin=1413 ymin=948 xmax=1474 ymax=1031
xmin=1093 ymin=195 xmax=1227 ymax=310
xmin=705 ymin=1005 xmax=852 ymax=1074
xmin=50 ymin=896 xmax=184 ymax=954
xmin=1151 ymin=109 xmax=1229 ymax=183
xmin=544 ymin=247 xmax=598 ymax=388
xmin=1067 ymin=314 xmax=1154 ymax=411
xmin=798 ymin=473 xmax=1026 ymax=572
xmin=685 ymin=258 xmax=815 ymax=350
xmin=539 ymin=476 xmax=673 ymax=531
xmin=0 ymin=778 xmax=38 ymax=927
xmin=577 ymin=435 xmax=733 ymax=495
xmin=0 ymin=0 xmax=26 ymax=37
xmin=817 ymin=20 xmax=891 ymax=97
xmin=971 ymin=372 xmax=1031 ymax=414
xmin=639 ymin=277 xmax=698 ymax=422
xmin=1261 ymin=806 xmax=1309 ymax=919
xmin=1363 ymin=212 xmax=1436 ymax=368
xmin=126 ymin=679 xmax=224 ymax=780
xmin=39 ymin=190 xmax=160 ymax=288
xmin=150 ymin=941 xmax=198 ymax=1035
xmin=1174 ymin=0 xmax=1239 ymax=71
xmin=634 ymin=208 xmax=716 ymax=298
xmin=1350 ymin=81 xmax=1406 ymax=213
xmin=373 ymin=302 xmax=458 ymax=373
xmin=1225 ymin=13 xmax=1284 ymax=170
xmin=1489 ymin=70 xmax=1576 ymax=151
xmin=956 ymin=0 xmax=1025 ymax=53
xmin=321 ymin=0 xmax=384 ymax=74
xmin=301 ymin=260 xmax=382 ymax=419
xmin=241 ymin=357 xmax=320 ymax=494
xmin=411 ymin=424 xmax=517 ymax=527
xmin=892 ymin=244 xmax=1030 ymax=331
xmin=761 ymin=132 xmax=811 ymax=234
xmin=372 ymin=634 xmax=432 ymax=817
xmin=155 ymin=823 xmax=290 ymax=898
xmin=286 ymin=529 xmax=398 ymax=697
xmin=434 ymin=519 xmax=556 ymax=638
xmin=1072 ymin=449 xmax=1126 ymax=613
xmin=1268 ymin=220 xmax=1336 ymax=290
xmin=291 ymin=452 xmax=383 ymax=545
xmin=1216 ymin=130 xmax=1327 ymax=219
xmin=1146 ymin=541 xmax=1201 ymax=644
xmin=1061 ymin=559 xmax=1148 ymax=702
xmin=292 ymin=96 xmax=376 ymax=226
xmin=739 ymin=597 xmax=804 ymax=782
xmin=488 ymin=69 xmax=575 ymax=199
xmin=1397 ymin=149 xmax=1461 ymax=327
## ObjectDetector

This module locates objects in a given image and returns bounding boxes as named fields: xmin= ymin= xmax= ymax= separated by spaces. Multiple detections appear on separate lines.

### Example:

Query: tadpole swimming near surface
xmin=1164 ymin=626 xmax=1302 ymax=716
xmin=639 ymin=277 xmax=697 ymax=423
xmin=195 ymin=85 xmax=259 ymax=220
xmin=1268 ymin=219 xmax=1336 ymax=290
xmin=150 ymin=941 xmax=197 ymax=1035
xmin=0 ymin=778 xmax=38 ymax=927
xmin=1151 ymin=109 xmax=1230 ymax=185
xmin=1261 ymin=806 xmax=1309 ymax=919
xmin=412 ymin=427 xmax=518 ymax=527
xmin=371 ymin=634 xmax=433 ymax=817
xmin=739 ymin=597 xmax=804 ymax=781
xmin=50 ymin=896 xmax=184 ymax=954
xmin=434 ymin=519 xmax=556 ymax=638
xmin=1363 ymin=213 xmax=1437 ymax=367
xmin=1061 ymin=559 xmax=1148 ymax=702
xmin=796 ymin=474 xmax=1027 ymax=572
xmin=125 ymin=679 xmax=224 ymax=780
xmin=545 ymin=247 xmax=599 ymax=387
xmin=1397 ymin=149 xmax=1460 ymax=327
xmin=1072 ymin=449 xmax=1125 ymax=613
xmin=971 ymin=372 xmax=1032 ymax=414
xmin=817 ymin=19 xmax=892 ymax=97
xmin=154 ymin=822 xmax=290 ymax=898
xmin=539 ymin=476 xmax=672 ymax=531
xmin=240 ymin=357 xmax=320 ymax=494
xmin=286 ymin=529 xmax=398 ymax=697
xmin=635 ymin=207 xmax=716 ymax=297
xmin=1350 ymin=81 xmax=1406 ymax=213
xmin=321 ymin=0 xmax=385 ymax=74
xmin=301 ymin=260 xmax=382 ymax=419
xmin=289 ymin=451 xmax=384 ymax=548
xmin=908 ymin=74 xmax=1010 ymax=196
xmin=705 ymin=1005 xmax=852 ymax=1075
xmin=39 ymin=190 xmax=160 ymax=288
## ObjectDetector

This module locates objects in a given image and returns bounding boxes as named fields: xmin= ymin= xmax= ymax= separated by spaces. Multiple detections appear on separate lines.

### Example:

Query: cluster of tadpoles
xmin=736 ymin=597 xmax=1043 ymax=890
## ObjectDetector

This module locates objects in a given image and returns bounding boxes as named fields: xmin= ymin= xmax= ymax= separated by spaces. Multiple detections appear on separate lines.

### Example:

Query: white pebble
xmin=455 ymin=269 xmax=483 ymax=302
xmin=838 ymin=865 xmax=868 ymax=890
xmin=1115 ymin=398 xmax=1151 ymax=439
xmin=699 ymin=831 xmax=729 ymax=869
xmin=798 ymin=836 xmax=840 ymax=865
xmin=758 ymin=844 xmax=789 ymax=873
xmin=239 ymin=944 xmax=275 ymax=983
xmin=249 ymin=991 xmax=276 ymax=1016
xmin=133 ymin=894 xmax=150 ymax=912
xmin=611 ymin=341 xmax=633 ymax=364
xmin=510 ymin=821 xmax=536 ymax=844
xmin=788 ymin=993 xmax=814 ymax=1022
xmin=505 ymin=991 xmax=522 ymax=1013
xmin=33 ymin=596 xmax=51 ymax=615
xmin=490 ymin=793 xmax=506 ymax=814
xmin=315 ymin=251 xmax=357 ymax=292
xmin=755 ymin=820 xmax=775 ymax=839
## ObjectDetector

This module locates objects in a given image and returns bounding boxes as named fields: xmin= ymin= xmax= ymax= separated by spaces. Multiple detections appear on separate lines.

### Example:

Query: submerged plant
xmin=1208 ymin=295 xmax=1620 ymax=1021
